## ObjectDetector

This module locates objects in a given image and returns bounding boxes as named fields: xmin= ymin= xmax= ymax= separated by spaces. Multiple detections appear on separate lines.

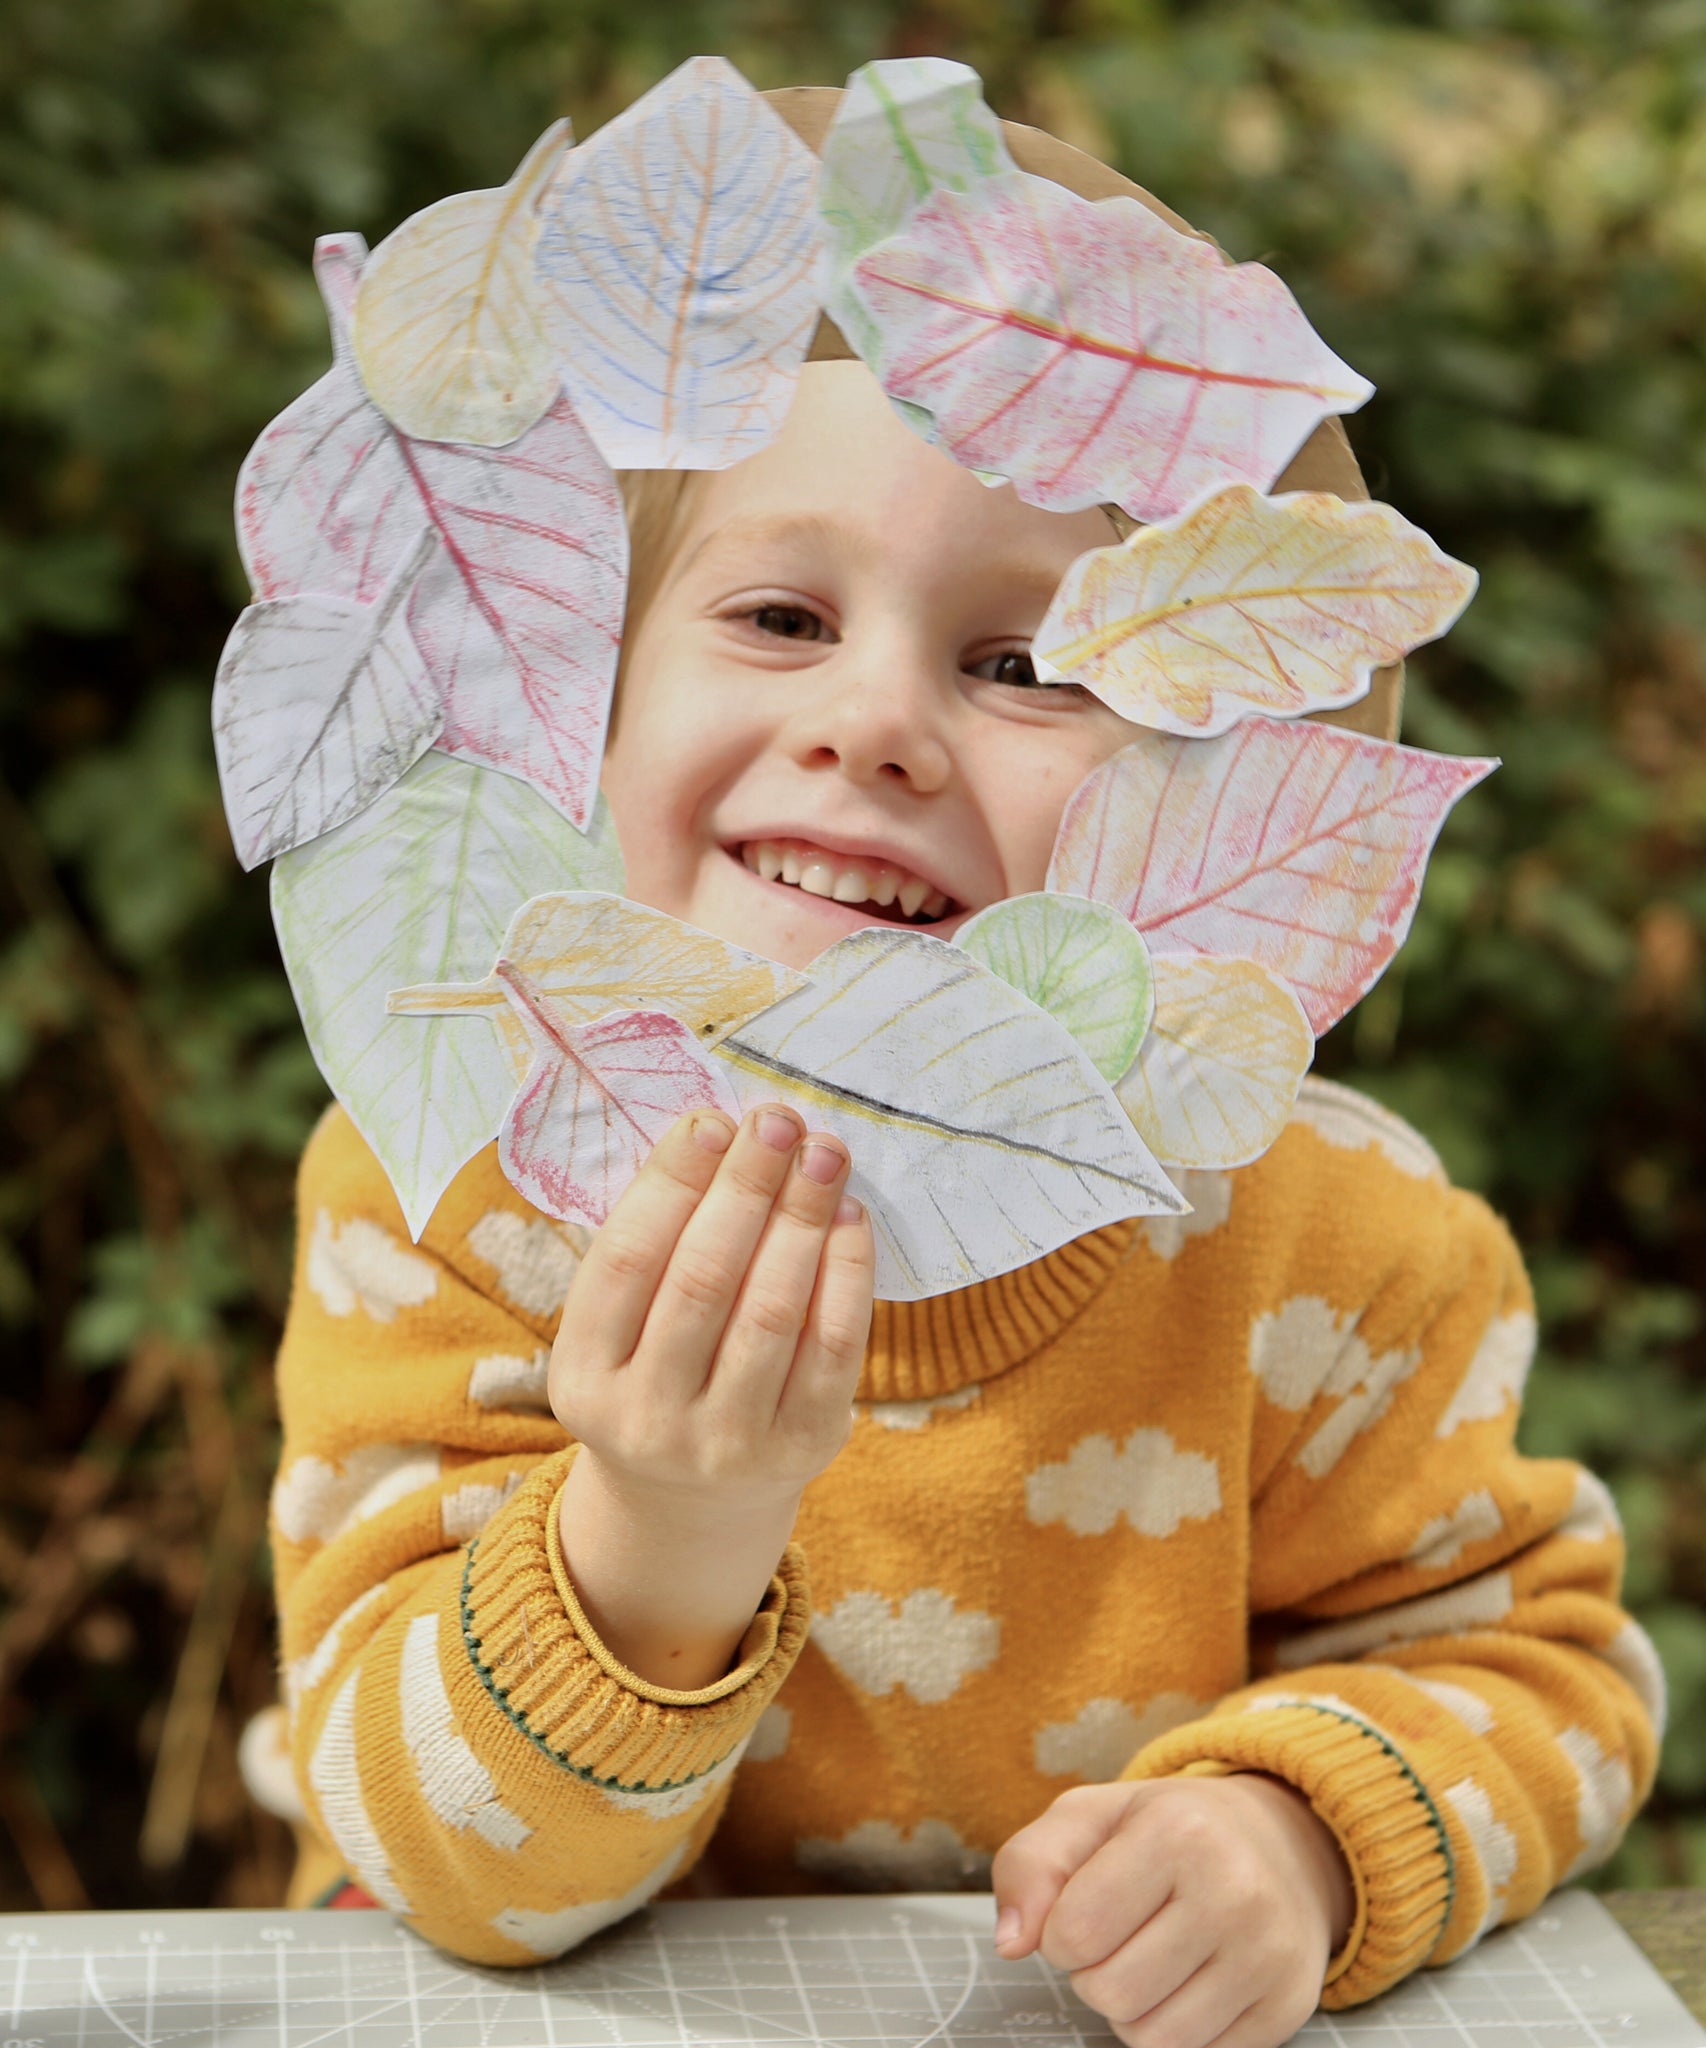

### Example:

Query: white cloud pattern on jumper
xmin=491 ymin=1841 xmax=687 ymax=1958
xmin=856 ymin=1385 xmax=982 ymax=1431
xmin=1393 ymin=1671 xmax=1496 ymax=1737
xmin=464 ymin=1209 xmax=588 ymax=1318
xmin=1557 ymin=1724 xmax=1633 ymax=1881
xmin=307 ymin=1208 xmax=438 ymax=1321
xmin=1435 ymin=1312 xmax=1536 ymax=1437
xmin=811 ymin=1589 xmax=999 ymax=1705
xmin=1274 ymin=1571 xmax=1514 ymax=1668
xmin=467 ymin=1349 xmax=552 ymax=1411
xmin=745 ymin=1703 xmax=792 ymax=1762
xmin=441 ymin=1470 xmax=526 ymax=1544
xmin=400 ymin=1612 xmax=531 ymax=1851
xmin=273 ymin=1442 xmax=442 ymax=1545
xmin=285 ymin=1582 xmax=388 ymax=1711
xmin=1248 ymin=1295 xmax=1422 ymax=1477
xmin=308 ymin=1670 xmax=411 ymax=1914
xmin=1033 ymin=1693 xmax=1209 ymax=1781
xmin=1407 ymin=1488 xmax=1504 ymax=1571
xmin=1594 ymin=1620 xmax=1667 ymax=1740
xmin=1139 ymin=1169 xmax=1232 ymax=1261
xmin=595 ymin=1736 xmax=749 ymax=1820
xmin=1025 ymin=1429 xmax=1221 ymax=1539
xmin=795 ymin=1818 xmax=992 ymax=1892
xmin=1287 ymin=1077 xmax=1444 ymax=1181
xmin=1443 ymin=1776 xmax=1519 ymax=1945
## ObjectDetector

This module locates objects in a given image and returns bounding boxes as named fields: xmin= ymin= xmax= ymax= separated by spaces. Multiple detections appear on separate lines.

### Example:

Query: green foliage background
xmin=1 ymin=0 xmax=1702 ymax=1908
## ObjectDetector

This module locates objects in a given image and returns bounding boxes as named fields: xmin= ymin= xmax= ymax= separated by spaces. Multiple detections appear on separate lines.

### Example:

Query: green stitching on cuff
xmin=1255 ymin=1700 xmax=1457 ymax=1932
xmin=459 ymin=1538 xmax=743 ymax=1800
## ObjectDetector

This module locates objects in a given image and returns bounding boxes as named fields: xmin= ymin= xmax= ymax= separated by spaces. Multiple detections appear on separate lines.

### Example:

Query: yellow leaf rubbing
xmin=353 ymin=121 xmax=569 ymax=447
xmin=388 ymin=895 xmax=804 ymax=1084
xmin=1037 ymin=486 xmax=1478 ymax=733
xmin=1116 ymin=953 xmax=1314 ymax=1171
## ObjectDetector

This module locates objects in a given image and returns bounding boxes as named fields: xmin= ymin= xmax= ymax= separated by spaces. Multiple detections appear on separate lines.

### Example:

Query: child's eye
xmin=969 ymin=649 xmax=1043 ymax=688
xmin=749 ymin=603 xmax=829 ymax=642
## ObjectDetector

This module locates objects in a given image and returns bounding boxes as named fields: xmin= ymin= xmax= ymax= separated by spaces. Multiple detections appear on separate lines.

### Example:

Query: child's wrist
xmin=557 ymin=1448 xmax=801 ymax=1689
xmin=1229 ymin=1772 xmax=1356 ymax=1952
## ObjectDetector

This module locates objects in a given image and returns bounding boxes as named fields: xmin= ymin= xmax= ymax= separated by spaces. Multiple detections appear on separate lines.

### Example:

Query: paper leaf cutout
xmin=818 ymin=58 xmax=1013 ymax=386
xmin=535 ymin=56 xmax=821 ymax=469
xmin=238 ymin=234 xmax=626 ymax=832
xmin=1034 ymin=486 xmax=1478 ymax=735
xmin=954 ymin=892 xmax=1153 ymax=1083
xmin=710 ymin=927 xmax=1184 ymax=1301
xmin=851 ymin=171 xmax=1373 ymax=521
xmin=352 ymin=122 xmax=569 ymax=447
xmin=213 ymin=527 xmax=442 ymax=870
xmin=388 ymin=891 xmax=806 ymax=1080
xmin=496 ymin=990 xmax=738 ymax=1227
xmin=272 ymin=753 xmax=625 ymax=1239
xmin=1047 ymin=718 xmax=1497 ymax=1034
xmin=1115 ymin=954 xmax=1313 ymax=1171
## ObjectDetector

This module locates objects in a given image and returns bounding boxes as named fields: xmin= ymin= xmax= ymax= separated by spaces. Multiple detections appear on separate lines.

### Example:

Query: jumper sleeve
xmin=1121 ymin=1145 xmax=1662 ymax=2009
xmin=272 ymin=1108 xmax=811 ymax=1964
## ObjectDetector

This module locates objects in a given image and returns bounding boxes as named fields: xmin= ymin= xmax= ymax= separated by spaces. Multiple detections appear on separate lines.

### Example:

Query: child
xmin=265 ymin=82 xmax=1662 ymax=2048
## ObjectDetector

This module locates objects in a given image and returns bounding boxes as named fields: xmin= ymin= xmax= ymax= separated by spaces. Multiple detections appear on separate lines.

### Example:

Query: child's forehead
xmin=660 ymin=361 xmax=1117 ymax=586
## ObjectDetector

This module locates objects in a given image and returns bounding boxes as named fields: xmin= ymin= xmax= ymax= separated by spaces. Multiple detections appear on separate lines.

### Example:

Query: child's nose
xmin=790 ymin=661 xmax=953 ymax=793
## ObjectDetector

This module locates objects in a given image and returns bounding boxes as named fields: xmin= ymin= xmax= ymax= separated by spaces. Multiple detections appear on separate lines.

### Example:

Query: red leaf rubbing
xmin=1047 ymin=718 xmax=1497 ymax=1033
xmin=495 ymin=971 xmax=738 ymax=1225
xmin=237 ymin=235 xmax=625 ymax=832
xmin=851 ymin=173 xmax=1373 ymax=522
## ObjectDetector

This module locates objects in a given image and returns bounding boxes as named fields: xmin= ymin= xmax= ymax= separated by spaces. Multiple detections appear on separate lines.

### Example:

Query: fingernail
xmin=799 ymin=1139 xmax=845 ymax=1185
xmin=755 ymin=1109 xmax=800 ymax=1152
xmin=835 ymin=1194 xmax=863 ymax=1225
xmin=995 ymin=1907 xmax=1020 ymax=1951
xmin=692 ymin=1114 xmax=733 ymax=1154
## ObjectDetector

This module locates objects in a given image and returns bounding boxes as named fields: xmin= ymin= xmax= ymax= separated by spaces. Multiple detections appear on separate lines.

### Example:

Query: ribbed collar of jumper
xmin=856 ymin=1218 xmax=1139 ymax=1404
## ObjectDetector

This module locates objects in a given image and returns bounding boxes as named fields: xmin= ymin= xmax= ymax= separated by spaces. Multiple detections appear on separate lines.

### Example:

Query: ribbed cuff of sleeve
xmin=1122 ymin=1702 xmax=1453 ymax=2008
xmin=460 ymin=1453 xmax=810 ymax=1802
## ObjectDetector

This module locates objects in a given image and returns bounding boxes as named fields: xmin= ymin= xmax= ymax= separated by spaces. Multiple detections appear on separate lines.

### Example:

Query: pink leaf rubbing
xmin=851 ymin=172 xmax=1374 ymax=522
xmin=495 ymin=969 xmax=738 ymax=1226
xmin=1046 ymin=718 xmax=1497 ymax=1033
xmin=236 ymin=234 xmax=626 ymax=832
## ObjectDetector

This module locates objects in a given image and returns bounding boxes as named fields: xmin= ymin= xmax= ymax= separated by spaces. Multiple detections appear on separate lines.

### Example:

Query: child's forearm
xmin=558 ymin=1446 xmax=802 ymax=1689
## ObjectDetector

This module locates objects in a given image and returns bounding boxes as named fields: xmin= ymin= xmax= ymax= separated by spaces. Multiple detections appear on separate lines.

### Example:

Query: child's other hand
xmin=549 ymin=1104 xmax=873 ymax=1689
xmin=991 ymin=1775 xmax=1355 ymax=2048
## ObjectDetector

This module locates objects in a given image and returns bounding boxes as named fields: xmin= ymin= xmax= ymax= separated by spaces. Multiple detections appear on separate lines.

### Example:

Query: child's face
xmin=601 ymin=362 xmax=1141 ymax=970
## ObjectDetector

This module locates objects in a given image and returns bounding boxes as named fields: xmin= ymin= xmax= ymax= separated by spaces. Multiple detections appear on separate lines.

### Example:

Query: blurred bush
xmin=1 ymin=0 xmax=1701 ymax=1907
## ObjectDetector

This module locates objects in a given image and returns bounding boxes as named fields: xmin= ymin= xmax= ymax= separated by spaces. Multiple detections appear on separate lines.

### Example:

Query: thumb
xmin=991 ymin=1785 xmax=1134 ymax=1960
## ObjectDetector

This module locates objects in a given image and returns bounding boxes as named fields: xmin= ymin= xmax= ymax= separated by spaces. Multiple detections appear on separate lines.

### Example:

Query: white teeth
xmin=740 ymin=840 xmax=949 ymax=920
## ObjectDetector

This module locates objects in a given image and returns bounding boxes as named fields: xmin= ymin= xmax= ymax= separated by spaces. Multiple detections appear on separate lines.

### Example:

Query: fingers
xmin=560 ymin=1107 xmax=739 ymax=1372
xmin=711 ymin=1133 xmax=868 ymax=1420
xmin=629 ymin=1104 xmax=814 ymax=1399
xmin=992 ymin=1784 xmax=1141 ymax=1961
xmin=775 ymin=1182 xmax=875 ymax=1428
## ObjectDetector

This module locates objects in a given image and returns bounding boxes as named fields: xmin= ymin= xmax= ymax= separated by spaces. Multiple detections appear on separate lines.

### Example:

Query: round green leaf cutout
xmin=954 ymin=891 xmax=1154 ymax=1082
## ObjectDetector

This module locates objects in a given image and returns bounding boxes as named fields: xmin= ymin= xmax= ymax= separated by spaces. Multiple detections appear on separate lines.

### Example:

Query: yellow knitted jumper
xmin=273 ymin=1077 xmax=1660 ymax=2007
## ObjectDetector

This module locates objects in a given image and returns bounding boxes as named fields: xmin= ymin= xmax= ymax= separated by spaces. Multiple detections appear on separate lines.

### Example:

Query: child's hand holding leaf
xmin=550 ymin=1104 xmax=874 ymax=1690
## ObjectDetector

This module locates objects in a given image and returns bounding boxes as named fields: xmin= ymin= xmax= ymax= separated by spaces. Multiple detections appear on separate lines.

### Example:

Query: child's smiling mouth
xmin=734 ymin=837 xmax=959 ymax=926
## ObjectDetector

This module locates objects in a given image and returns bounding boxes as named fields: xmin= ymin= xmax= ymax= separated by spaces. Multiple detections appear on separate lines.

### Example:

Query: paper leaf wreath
xmin=219 ymin=54 xmax=1497 ymax=1299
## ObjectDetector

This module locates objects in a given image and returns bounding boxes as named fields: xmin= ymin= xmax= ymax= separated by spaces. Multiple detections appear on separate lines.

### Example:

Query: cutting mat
xmin=3 ymin=1889 xmax=1700 ymax=2048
